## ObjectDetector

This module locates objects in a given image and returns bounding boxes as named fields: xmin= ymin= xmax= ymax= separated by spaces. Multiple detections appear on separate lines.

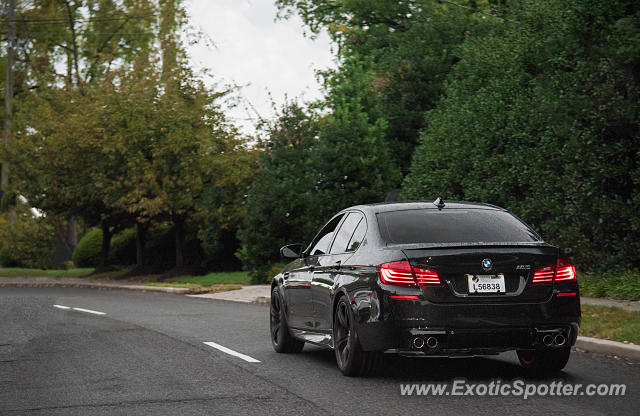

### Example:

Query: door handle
xmin=332 ymin=261 xmax=342 ymax=270
xmin=308 ymin=266 xmax=315 ymax=272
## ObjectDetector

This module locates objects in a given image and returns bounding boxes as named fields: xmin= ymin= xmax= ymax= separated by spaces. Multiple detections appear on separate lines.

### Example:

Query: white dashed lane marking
xmin=53 ymin=306 xmax=257 ymax=362
xmin=53 ymin=305 xmax=106 ymax=315
xmin=203 ymin=341 xmax=261 ymax=363
xmin=72 ymin=307 xmax=106 ymax=315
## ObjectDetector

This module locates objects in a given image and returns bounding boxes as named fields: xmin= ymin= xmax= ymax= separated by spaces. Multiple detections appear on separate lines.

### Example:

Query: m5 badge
xmin=516 ymin=265 xmax=531 ymax=270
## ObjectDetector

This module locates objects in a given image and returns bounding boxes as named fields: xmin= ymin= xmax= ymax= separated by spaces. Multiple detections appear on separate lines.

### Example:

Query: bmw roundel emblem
xmin=482 ymin=258 xmax=493 ymax=271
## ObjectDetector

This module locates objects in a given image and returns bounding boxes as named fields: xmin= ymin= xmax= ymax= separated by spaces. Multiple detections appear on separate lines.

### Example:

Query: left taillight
xmin=532 ymin=258 xmax=576 ymax=284
xmin=377 ymin=261 xmax=441 ymax=286
xmin=532 ymin=265 xmax=555 ymax=283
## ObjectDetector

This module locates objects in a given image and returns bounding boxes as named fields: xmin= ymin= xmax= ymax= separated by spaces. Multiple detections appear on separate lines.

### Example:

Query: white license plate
xmin=467 ymin=274 xmax=505 ymax=294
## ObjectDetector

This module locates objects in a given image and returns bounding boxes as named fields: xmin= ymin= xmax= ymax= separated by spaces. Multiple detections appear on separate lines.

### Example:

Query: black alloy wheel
xmin=333 ymin=297 xmax=381 ymax=376
xmin=270 ymin=288 xmax=304 ymax=353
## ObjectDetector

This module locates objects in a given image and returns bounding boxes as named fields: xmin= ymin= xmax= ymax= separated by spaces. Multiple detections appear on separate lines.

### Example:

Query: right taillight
xmin=378 ymin=261 xmax=441 ymax=286
xmin=532 ymin=258 xmax=576 ymax=284
xmin=554 ymin=258 xmax=576 ymax=281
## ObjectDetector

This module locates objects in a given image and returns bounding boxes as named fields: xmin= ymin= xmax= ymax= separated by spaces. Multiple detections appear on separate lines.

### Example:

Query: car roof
xmin=345 ymin=201 xmax=505 ymax=214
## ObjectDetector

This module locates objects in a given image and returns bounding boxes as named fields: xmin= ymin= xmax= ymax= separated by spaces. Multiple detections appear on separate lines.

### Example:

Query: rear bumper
xmin=354 ymin=293 xmax=580 ymax=353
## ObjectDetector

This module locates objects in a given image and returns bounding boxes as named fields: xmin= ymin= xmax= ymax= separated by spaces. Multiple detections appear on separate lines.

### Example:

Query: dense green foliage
xmin=237 ymin=104 xmax=320 ymax=281
xmin=239 ymin=59 xmax=400 ymax=282
xmin=403 ymin=0 xmax=640 ymax=271
xmin=72 ymin=228 xmax=137 ymax=267
xmin=579 ymin=271 xmax=640 ymax=301
xmin=71 ymin=223 xmax=224 ymax=270
xmin=277 ymin=0 xmax=487 ymax=172
xmin=72 ymin=229 xmax=102 ymax=268
xmin=256 ymin=0 xmax=640 ymax=278
xmin=2 ymin=0 xmax=253 ymax=272
xmin=0 ymin=201 xmax=57 ymax=268
xmin=2 ymin=0 xmax=639 ymax=282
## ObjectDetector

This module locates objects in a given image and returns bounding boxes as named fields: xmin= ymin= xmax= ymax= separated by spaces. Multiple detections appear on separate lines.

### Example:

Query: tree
xmin=311 ymin=55 xmax=400 ymax=220
xmin=197 ymin=138 xmax=259 ymax=271
xmin=7 ymin=85 xmax=132 ymax=269
xmin=403 ymin=0 xmax=640 ymax=270
xmin=3 ymin=0 xmax=157 ymax=266
xmin=276 ymin=0 xmax=494 ymax=172
xmin=238 ymin=103 xmax=320 ymax=280
xmin=5 ymin=0 xmax=245 ymax=273
xmin=240 ymin=57 xmax=401 ymax=282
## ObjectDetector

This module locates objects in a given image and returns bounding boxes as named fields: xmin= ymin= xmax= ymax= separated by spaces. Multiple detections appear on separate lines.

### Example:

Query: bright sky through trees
xmin=185 ymin=0 xmax=334 ymax=135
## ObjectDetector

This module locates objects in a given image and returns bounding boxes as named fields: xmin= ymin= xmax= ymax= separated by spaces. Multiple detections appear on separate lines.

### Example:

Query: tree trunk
xmin=66 ymin=217 xmax=78 ymax=248
xmin=100 ymin=224 xmax=112 ymax=268
xmin=174 ymin=217 xmax=185 ymax=268
xmin=2 ymin=0 xmax=15 ymax=200
xmin=136 ymin=222 xmax=148 ymax=267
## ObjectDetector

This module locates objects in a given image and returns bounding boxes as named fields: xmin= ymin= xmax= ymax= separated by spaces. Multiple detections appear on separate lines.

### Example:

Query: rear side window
xmin=346 ymin=218 xmax=366 ymax=252
xmin=330 ymin=213 xmax=363 ymax=254
xmin=377 ymin=209 xmax=540 ymax=244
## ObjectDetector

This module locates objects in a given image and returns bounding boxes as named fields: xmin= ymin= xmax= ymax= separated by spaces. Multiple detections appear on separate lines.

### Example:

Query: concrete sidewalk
xmin=188 ymin=285 xmax=271 ymax=304
xmin=581 ymin=296 xmax=640 ymax=311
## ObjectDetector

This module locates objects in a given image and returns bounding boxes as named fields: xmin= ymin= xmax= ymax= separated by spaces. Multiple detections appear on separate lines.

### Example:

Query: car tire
xmin=333 ymin=296 xmax=381 ymax=377
xmin=516 ymin=348 xmax=571 ymax=374
xmin=270 ymin=287 xmax=304 ymax=353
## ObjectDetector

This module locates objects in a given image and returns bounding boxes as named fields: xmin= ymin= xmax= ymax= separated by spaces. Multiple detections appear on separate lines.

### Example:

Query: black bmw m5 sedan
xmin=270 ymin=200 xmax=581 ymax=376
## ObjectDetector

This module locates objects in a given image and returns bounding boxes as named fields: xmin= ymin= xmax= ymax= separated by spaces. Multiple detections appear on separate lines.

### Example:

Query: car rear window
xmin=377 ymin=209 xmax=541 ymax=244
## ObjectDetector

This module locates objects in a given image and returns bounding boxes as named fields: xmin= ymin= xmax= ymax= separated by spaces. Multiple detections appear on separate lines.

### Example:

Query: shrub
xmin=71 ymin=223 xmax=208 ymax=269
xmin=267 ymin=262 xmax=287 ymax=281
xmin=72 ymin=227 xmax=137 ymax=267
xmin=110 ymin=228 xmax=136 ymax=265
xmin=72 ymin=229 xmax=102 ymax=267
xmin=0 ymin=204 xmax=57 ymax=268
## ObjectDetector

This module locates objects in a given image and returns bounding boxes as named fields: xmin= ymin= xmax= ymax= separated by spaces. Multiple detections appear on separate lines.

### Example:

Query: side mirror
xmin=280 ymin=243 xmax=304 ymax=259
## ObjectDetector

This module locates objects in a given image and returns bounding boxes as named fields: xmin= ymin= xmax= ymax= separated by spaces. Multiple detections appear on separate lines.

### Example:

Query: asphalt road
xmin=1 ymin=288 xmax=638 ymax=415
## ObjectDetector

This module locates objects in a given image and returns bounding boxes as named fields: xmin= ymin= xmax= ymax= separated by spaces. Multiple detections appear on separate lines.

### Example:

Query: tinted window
xmin=346 ymin=218 xmax=366 ymax=252
xmin=377 ymin=209 xmax=540 ymax=244
xmin=309 ymin=215 xmax=344 ymax=255
xmin=330 ymin=213 xmax=363 ymax=254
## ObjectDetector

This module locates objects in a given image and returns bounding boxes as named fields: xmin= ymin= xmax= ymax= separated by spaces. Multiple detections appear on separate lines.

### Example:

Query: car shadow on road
xmin=301 ymin=347 xmax=578 ymax=382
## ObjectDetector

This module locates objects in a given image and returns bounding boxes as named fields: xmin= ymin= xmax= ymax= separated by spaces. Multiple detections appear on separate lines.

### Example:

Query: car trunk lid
xmin=401 ymin=244 xmax=558 ymax=303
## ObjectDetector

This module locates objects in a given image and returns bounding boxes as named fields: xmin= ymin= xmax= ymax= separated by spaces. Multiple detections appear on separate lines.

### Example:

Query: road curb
xmin=0 ymin=281 xmax=191 ymax=294
xmin=575 ymin=336 xmax=640 ymax=361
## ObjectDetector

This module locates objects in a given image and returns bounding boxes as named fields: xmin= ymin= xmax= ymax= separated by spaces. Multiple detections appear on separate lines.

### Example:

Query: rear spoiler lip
xmin=384 ymin=241 xmax=554 ymax=250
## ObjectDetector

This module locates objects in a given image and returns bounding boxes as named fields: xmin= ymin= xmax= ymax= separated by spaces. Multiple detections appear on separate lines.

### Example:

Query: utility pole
xmin=2 ymin=0 xmax=16 ymax=195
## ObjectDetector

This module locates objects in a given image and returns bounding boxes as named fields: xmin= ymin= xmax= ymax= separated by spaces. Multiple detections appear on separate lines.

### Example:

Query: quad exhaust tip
xmin=426 ymin=337 xmax=438 ymax=348
xmin=554 ymin=334 xmax=566 ymax=346
xmin=413 ymin=337 xmax=425 ymax=349
xmin=542 ymin=332 xmax=567 ymax=347
xmin=413 ymin=337 xmax=438 ymax=349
